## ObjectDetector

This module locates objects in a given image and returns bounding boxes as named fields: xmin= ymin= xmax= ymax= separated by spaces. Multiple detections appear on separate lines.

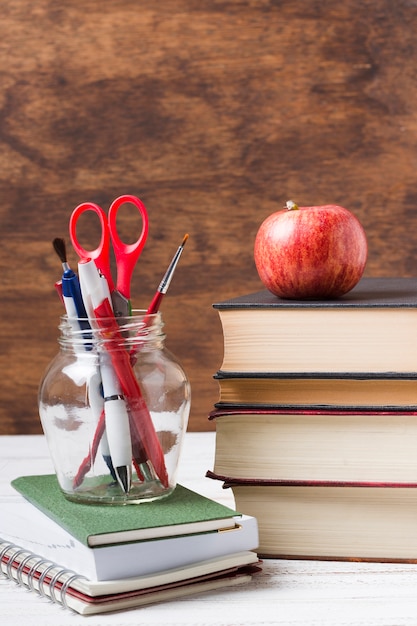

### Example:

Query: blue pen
xmin=53 ymin=238 xmax=116 ymax=481
xmin=53 ymin=238 xmax=91 ymax=343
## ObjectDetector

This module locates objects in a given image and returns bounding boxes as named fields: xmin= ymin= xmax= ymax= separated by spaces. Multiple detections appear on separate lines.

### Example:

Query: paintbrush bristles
xmin=181 ymin=233 xmax=189 ymax=247
xmin=52 ymin=237 xmax=67 ymax=264
xmin=52 ymin=237 xmax=71 ymax=272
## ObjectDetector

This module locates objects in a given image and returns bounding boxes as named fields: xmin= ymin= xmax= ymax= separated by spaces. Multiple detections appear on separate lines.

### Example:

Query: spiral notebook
xmin=5 ymin=475 xmax=258 ymax=581
xmin=0 ymin=540 xmax=260 ymax=615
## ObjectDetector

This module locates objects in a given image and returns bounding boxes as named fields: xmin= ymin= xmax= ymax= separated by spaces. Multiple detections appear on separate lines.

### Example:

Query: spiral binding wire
xmin=0 ymin=539 xmax=87 ymax=611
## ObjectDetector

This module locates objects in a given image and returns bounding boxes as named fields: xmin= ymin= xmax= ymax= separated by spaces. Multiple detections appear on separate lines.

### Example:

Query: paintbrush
xmin=146 ymin=233 xmax=189 ymax=315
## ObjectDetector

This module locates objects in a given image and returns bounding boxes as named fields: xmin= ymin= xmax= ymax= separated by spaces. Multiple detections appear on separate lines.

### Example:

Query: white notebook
xmin=0 ymin=492 xmax=258 ymax=581
xmin=0 ymin=540 xmax=260 ymax=615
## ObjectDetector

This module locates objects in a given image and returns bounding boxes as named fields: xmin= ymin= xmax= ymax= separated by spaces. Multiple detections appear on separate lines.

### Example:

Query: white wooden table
xmin=2 ymin=433 xmax=417 ymax=625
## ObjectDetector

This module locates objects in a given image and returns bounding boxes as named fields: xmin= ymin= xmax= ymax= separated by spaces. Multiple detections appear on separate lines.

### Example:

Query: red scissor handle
xmin=107 ymin=195 xmax=149 ymax=299
xmin=69 ymin=202 xmax=114 ymax=291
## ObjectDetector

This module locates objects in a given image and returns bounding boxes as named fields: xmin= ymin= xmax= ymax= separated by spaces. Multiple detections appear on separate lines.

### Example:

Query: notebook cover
xmin=11 ymin=475 xmax=239 ymax=547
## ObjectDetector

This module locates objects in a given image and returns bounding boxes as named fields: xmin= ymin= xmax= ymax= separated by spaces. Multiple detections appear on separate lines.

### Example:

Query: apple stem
xmin=285 ymin=200 xmax=299 ymax=211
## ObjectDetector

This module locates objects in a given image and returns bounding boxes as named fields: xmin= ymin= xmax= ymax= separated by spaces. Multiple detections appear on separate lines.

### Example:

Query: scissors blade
xmin=111 ymin=290 xmax=130 ymax=318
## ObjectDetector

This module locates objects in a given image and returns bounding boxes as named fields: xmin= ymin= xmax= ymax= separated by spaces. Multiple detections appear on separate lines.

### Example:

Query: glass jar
xmin=38 ymin=311 xmax=191 ymax=505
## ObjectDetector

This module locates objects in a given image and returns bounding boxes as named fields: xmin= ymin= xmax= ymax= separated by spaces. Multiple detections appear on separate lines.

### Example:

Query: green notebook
xmin=11 ymin=475 xmax=240 ymax=548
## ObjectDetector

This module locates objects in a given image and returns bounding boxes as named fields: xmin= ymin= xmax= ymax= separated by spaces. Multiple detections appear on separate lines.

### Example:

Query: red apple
xmin=254 ymin=201 xmax=368 ymax=299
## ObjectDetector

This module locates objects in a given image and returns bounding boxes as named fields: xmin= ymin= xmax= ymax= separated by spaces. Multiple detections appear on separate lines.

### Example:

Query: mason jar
xmin=38 ymin=311 xmax=191 ymax=504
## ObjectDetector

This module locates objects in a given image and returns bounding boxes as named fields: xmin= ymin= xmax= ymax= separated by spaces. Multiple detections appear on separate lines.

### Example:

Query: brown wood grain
xmin=1 ymin=0 xmax=417 ymax=433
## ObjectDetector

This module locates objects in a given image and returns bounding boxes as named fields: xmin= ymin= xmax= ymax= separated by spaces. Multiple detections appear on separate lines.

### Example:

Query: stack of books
xmin=0 ymin=474 xmax=260 ymax=615
xmin=207 ymin=277 xmax=417 ymax=561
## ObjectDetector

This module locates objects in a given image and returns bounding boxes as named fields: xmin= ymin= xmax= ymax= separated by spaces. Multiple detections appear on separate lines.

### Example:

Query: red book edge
xmin=205 ymin=470 xmax=417 ymax=489
xmin=209 ymin=407 xmax=417 ymax=420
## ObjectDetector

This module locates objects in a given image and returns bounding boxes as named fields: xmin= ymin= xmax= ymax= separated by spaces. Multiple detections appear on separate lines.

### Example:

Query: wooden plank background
xmin=1 ymin=0 xmax=417 ymax=434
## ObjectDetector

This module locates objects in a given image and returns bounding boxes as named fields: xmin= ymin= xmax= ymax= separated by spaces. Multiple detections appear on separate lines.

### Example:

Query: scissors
xmin=69 ymin=194 xmax=149 ymax=317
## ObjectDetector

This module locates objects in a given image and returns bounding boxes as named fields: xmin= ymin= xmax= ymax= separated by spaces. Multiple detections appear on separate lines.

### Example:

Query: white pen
xmin=78 ymin=258 xmax=133 ymax=493
xmin=87 ymin=368 xmax=116 ymax=481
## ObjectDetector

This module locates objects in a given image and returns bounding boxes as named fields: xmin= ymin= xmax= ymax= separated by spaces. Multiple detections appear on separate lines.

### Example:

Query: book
xmin=0 ymin=539 xmax=260 ymax=615
xmin=213 ymin=277 xmax=417 ymax=374
xmin=214 ymin=372 xmax=417 ymax=409
xmin=1 ymin=489 xmax=258 ymax=581
xmin=11 ymin=475 xmax=239 ymax=547
xmin=208 ymin=408 xmax=417 ymax=483
xmin=209 ymin=277 xmax=417 ymax=563
xmin=205 ymin=475 xmax=417 ymax=562
xmin=7 ymin=474 xmax=259 ymax=581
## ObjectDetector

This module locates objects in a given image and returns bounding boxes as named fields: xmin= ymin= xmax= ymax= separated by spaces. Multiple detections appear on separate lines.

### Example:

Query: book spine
xmin=0 ymin=539 xmax=85 ymax=611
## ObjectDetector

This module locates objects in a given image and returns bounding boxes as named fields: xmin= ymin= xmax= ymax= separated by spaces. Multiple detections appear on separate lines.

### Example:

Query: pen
xmin=52 ymin=238 xmax=91 ymax=347
xmin=53 ymin=239 xmax=112 ymax=489
xmin=73 ymin=407 xmax=106 ymax=489
xmin=87 ymin=368 xmax=116 ymax=482
xmin=70 ymin=257 xmax=130 ymax=489
xmin=78 ymin=258 xmax=133 ymax=493
xmin=93 ymin=294 xmax=169 ymax=488
xmin=99 ymin=352 xmax=133 ymax=492
xmin=54 ymin=280 xmax=64 ymax=304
